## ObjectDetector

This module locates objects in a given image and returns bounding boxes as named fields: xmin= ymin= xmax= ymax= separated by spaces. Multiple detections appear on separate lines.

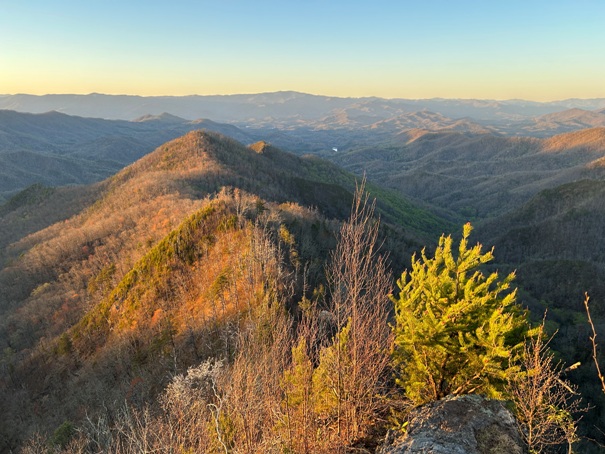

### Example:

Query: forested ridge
xmin=1 ymin=130 xmax=604 ymax=452
xmin=0 ymin=131 xmax=426 ymax=452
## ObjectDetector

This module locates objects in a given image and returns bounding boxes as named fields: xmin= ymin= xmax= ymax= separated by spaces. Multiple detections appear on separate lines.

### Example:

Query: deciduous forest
xmin=1 ymin=122 xmax=605 ymax=453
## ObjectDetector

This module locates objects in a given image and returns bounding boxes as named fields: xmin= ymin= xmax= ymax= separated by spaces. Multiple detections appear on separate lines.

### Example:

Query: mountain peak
xmin=536 ymin=108 xmax=605 ymax=126
xmin=248 ymin=140 xmax=272 ymax=154
xmin=133 ymin=112 xmax=186 ymax=123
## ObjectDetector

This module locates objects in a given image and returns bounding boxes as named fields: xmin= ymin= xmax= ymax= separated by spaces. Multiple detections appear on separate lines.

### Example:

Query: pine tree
xmin=391 ymin=223 xmax=531 ymax=405
xmin=282 ymin=336 xmax=315 ymax=453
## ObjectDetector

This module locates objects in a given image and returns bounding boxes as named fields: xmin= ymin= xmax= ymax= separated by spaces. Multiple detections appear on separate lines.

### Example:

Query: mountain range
xmin=0 ymin=110 xmax=256 ymax=202
xmin=335 ymin=127 xmax=605 ymax=218
xmin=3 ymin=99 xmax=605 ymax=203
xmin=2 ymin=91 xmax=605 ymax=136
xmin=2 ymin=92 xmax=605 ymax=451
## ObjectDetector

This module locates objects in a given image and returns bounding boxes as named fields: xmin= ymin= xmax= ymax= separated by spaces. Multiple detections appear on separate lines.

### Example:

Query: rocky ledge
xmin=379 ymin=394 xmax=526 ymax=454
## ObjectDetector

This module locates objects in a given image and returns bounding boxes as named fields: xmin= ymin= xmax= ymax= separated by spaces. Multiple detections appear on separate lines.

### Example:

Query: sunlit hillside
xmin=0 ymin=130 xmax=440 ymax=451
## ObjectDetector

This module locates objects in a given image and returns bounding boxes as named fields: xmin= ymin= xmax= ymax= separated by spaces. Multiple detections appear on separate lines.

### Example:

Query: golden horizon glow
xmin=1 ymin=1 xmax=604 ymax=103
xmin=3 ymin=82 xmax=604 ymax=103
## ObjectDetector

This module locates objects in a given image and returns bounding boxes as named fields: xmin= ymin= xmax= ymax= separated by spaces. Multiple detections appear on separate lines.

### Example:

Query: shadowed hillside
xmin=334 ymin=127 xmax=605 ymax=219
xmin=0 ymin=110 xmax=255 ymax=202
xmin=471 ymin=179 xmax=605 ymax=438
xmin=479 ymin=179 xmax=605 ymax=315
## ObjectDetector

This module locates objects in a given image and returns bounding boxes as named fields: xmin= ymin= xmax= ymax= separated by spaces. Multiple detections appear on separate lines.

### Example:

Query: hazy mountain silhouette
xmin=3 ymin=91 xmax=605 ymax=132
xmin=525 ymin=108 xmax=605 ymax=135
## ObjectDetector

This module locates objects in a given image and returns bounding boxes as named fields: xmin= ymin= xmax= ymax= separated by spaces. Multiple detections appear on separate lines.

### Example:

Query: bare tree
xmin=507 ymin=320 xmax=583 ymax=453
xmin=206 ymin=268 xmax=293 ymax=453
xmin=317 ymin=178 xmax=393 ymax=446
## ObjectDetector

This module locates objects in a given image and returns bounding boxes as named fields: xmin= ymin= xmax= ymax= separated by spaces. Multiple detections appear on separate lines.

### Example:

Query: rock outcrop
xmin=379 ymin=394 xmax=526 ymax=454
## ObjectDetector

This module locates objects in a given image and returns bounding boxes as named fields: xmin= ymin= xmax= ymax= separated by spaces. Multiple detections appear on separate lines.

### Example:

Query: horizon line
xmin=2 ymin=90 xmax=605 ymax=104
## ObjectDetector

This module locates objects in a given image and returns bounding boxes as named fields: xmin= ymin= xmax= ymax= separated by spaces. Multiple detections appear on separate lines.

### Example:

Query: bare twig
xmin=584 ymin=293 xmax=605 ymax=394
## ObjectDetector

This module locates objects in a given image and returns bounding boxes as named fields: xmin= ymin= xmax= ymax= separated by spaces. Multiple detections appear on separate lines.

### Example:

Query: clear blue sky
xmin=1 ymin=0 xmax=604 ymax=100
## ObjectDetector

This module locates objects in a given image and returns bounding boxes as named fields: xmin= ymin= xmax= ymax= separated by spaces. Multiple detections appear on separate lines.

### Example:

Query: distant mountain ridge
xmin=2 ymin=92 xmax=605 ymax=134
xmin=0 ymin=109 xmax=255 ymax=202
xmin=334 ymin=127 xmax=605 ymax=219
xmin=528 ymin=108 xmax=605 ymax=135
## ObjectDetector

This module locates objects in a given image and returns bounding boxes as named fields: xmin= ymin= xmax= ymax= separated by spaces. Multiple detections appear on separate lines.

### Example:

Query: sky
xmin=1 ymin=0 xmax=604 ymax=101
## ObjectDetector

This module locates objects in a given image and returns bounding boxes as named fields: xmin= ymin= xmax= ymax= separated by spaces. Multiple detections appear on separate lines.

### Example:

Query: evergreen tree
xmin=391 ymin=223 xmax=532 ymax=405
xmin=282 ymin=336 xmax=315 ymax=452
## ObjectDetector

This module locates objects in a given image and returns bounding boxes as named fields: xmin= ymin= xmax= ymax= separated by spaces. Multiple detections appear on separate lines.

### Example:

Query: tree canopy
xmin=391 ymin=223 xmax=532 ymax=405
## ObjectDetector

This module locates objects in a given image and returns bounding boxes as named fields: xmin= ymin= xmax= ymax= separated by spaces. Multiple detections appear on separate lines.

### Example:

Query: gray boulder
xmin=379 ymin=394 xmax=526 ymax=454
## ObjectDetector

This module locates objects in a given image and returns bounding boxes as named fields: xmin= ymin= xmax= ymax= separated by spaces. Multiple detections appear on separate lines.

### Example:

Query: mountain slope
xmin=334 ymin=128 xmax=605 ymax=219
xmin=474 ymin=175 xmax=605 ymax=418
xmin=4 ymin=93 xmax=605 ymax=144
xmin=542 ymin=126 xmax=605 ymax=152
xmin=5 ymin=102 xmax=605 ymax=206
xmin=530 ymin=108 xmax=605 ymax=135
xmin=0 ymin=110 xmax=255 ymax=202
xmin=0 ymin=130 xmax=447 ymax=450
xmin=2 ymin=127 xmax=605 ymax=450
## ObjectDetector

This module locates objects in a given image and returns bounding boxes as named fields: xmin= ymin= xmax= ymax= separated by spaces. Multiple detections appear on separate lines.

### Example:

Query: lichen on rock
xmin=379 ymin=394 xmax=527 ymax=454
